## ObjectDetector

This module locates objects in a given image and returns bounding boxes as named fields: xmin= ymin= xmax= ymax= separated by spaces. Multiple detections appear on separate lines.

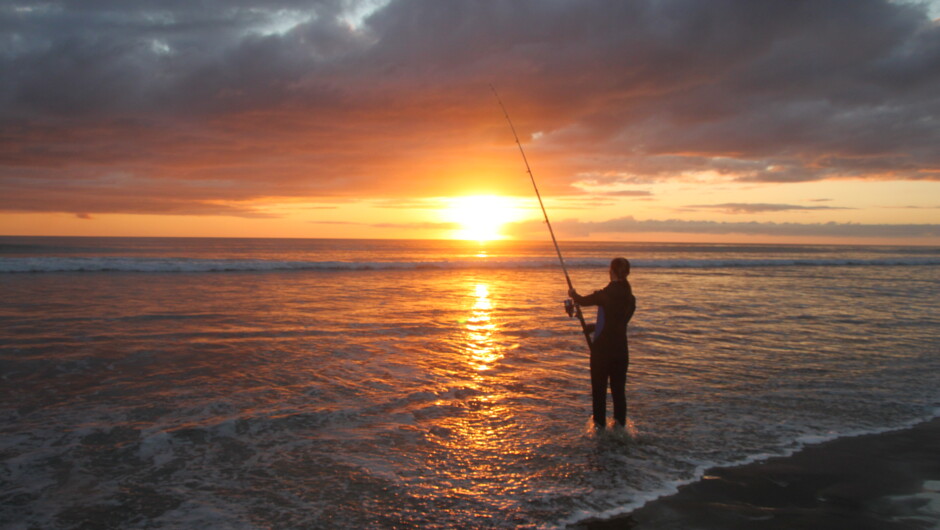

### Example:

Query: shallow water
xmin=1 ymin=237 xmax=939 ymax=528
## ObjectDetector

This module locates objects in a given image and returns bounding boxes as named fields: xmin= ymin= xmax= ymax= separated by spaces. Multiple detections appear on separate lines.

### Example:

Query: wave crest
xmin=2 ymin=256 xmax=938 ymax=273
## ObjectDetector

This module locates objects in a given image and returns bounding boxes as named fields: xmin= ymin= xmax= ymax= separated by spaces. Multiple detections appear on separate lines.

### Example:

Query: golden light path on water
xmin=465 ymin=283 xmax=502 ymax=372
xmin=423 ymin=279 xmax=532 ymax=509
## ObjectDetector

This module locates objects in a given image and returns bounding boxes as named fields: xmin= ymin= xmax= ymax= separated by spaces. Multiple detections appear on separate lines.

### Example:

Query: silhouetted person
xmin=569 ymin=257 xmax=636 ymax=428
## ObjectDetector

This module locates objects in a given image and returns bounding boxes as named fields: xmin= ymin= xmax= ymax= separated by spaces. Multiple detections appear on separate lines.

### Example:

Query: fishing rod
xmin=490 ymin=85 xmax=593 ymax=349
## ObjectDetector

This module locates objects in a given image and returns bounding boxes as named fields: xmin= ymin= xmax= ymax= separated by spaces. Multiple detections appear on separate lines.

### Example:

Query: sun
xmin=443 ymin=195 xmax=527 ymax=241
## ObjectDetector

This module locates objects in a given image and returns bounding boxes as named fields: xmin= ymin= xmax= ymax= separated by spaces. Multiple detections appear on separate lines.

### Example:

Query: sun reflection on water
xmin=465 ymin=283 xmax=503 ymax=371
xmin=424 ymin=280 xmax=527 ymax=503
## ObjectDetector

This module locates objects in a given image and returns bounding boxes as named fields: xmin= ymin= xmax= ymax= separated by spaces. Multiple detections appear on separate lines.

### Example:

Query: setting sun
xmin=443 ymin=195 xmax=528 ymax=241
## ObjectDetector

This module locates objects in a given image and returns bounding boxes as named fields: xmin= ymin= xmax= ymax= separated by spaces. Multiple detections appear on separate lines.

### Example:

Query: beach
xmin=583 ymin=418 xmax=940 ymax=529
xmin=1 ymin=237 xmax=938 ymax=528
xmin=5 ymin=0 xmax=940 ymax=526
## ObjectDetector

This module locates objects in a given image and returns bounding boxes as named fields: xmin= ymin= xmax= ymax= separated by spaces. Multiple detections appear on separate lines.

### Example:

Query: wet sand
xmin=578 ymin=418 xmax=940 ymax=529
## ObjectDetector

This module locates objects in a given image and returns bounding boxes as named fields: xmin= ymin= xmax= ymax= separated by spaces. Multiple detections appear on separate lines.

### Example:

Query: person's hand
xmin=568 ymin=288 xmax=577 ymax=298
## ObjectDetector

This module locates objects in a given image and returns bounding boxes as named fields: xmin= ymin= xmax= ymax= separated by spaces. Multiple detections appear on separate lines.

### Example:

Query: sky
xmin=2 ymin=0 xmax=940 ymax=244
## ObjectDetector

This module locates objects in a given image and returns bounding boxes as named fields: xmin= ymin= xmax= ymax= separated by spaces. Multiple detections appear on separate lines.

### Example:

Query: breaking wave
xmin=2 ymin=256 xmax=939 ymax=273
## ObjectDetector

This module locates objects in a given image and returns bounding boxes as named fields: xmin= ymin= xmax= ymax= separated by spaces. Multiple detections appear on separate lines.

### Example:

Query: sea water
xmin=1 ymin=237 xmax=938 ymax=528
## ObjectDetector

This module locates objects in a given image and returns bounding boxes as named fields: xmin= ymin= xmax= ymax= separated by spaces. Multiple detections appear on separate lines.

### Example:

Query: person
xmin=568 ymin=257 xmax=636 ymax=429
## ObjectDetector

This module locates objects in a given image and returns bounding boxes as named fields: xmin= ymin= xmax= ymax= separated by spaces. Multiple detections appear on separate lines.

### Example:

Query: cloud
xmin=509 ymin=216 xmax=940 ymax=238
xmin=604 ymin=190 xmax=653 ymax=197
xmin=310 ymin=219 xmax=458 ymax=230
xmin=0 ymin=169 xmax=278 ymax=217
xmin=370 ymin=198 xmax=444 ymax=209
xmin=1 ymin=0 xmax=940 ymax=217
xmin=682 ymin=203 xmax=852 ymax=214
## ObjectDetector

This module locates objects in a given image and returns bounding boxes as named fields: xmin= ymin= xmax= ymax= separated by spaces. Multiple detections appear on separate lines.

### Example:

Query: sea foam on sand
xmin=577 ymin=417 xmax=940 ymax=529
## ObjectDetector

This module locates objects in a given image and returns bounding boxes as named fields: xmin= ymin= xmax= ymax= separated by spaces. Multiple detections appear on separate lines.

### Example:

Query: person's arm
xmin=568 ymin=287 xmax=608 ymax=307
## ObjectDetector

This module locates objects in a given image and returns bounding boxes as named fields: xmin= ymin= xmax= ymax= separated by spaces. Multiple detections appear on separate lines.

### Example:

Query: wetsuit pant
xmin=590 ymin=353 xmax=628 ymax=427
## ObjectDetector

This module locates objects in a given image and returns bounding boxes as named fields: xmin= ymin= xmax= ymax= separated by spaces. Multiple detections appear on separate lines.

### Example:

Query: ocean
xmin=1 ymin=236 xmax=938 ymax=528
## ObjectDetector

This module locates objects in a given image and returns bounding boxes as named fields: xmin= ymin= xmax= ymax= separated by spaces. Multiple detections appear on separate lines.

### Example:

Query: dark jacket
xmin=573 ymin=280 xmax=636 ymax=357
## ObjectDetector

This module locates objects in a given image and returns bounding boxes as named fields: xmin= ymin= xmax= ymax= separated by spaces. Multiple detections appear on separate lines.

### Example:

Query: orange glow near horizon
xmin=442 ymin=195 xmax=529 ymax=242
xmin=3 ymin=178 xmax=940 ymax=245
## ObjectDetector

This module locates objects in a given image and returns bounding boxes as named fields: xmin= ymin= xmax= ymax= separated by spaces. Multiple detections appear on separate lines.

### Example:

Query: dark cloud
xmin=683 ymin=203 xmax=852 ymax=214
xmin=2 ymin=0 xmax=940 ymax=217
xmin=510 ymin=216 xmax=940 ymax=239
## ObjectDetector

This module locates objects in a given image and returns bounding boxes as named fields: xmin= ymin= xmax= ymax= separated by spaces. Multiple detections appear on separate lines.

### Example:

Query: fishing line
xmin=490 ymin=85 xmax=593 ymax=349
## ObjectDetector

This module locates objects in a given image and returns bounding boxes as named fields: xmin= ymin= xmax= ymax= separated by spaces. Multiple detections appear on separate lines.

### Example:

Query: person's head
xmin=609 ymin=257 xmax=630 ymax=281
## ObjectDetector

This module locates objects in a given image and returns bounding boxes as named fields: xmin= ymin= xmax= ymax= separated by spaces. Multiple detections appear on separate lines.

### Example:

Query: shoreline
xmin=576 ymin=418 xmax=940 ymax=529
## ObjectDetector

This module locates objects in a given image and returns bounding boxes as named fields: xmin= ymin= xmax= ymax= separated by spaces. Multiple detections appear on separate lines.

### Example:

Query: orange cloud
xmin=2 ymin=0 xmax=939 ymax=223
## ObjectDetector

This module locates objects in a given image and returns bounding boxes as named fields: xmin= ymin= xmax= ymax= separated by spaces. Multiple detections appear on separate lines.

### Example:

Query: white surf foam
xmin=2 ymin=256 xmax=938 ymax=273
xmin=557 ymin=408 xmax=940 ymax=529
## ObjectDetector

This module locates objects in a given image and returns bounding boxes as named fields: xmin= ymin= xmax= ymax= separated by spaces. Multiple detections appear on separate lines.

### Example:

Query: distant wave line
xmin=2 ymin=256 xmax=939 ymax=273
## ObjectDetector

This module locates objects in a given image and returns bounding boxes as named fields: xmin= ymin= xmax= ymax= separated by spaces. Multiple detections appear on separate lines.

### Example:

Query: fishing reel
xmin=564 ymin=298 xmax=576 ymax=318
